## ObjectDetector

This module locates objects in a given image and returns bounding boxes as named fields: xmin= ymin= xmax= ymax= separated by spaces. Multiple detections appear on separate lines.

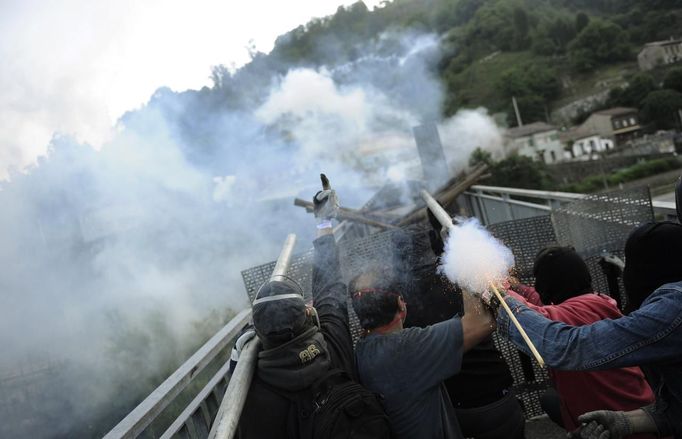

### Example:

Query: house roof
xmin=643 ymin=38 xmax=682 ymax=48
xmin=559 ymin=126 xmax=599 ymax=143
xmin=505 ymin=122 xmax=556 ymax=139
xmin=593 ymin=107 xmax=638 ymax=117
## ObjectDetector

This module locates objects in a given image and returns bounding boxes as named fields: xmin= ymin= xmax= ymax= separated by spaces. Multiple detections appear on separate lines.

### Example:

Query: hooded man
xmin=507 ymin=246 xmax=654 ymax=433
xmin=238 ymin=179 xmax=357 ymax=438
xmin=495 ymin=222 xmax=682 ymax=439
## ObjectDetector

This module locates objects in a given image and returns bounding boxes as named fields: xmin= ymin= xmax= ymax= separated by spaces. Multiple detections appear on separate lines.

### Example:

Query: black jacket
xmin=239 ymin=234 xmax=354 ymax=438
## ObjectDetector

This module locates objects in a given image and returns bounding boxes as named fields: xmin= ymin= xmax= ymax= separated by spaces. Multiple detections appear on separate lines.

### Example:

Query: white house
xmin=560 ymin=127 xmax=615 ymax=160
xmin=638 ymin=38 xmax=682 ymax=71
xmin=504 ymin=122 xmax=565 ymax=164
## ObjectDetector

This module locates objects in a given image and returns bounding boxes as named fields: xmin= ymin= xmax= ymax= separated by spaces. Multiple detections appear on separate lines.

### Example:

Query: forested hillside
xmin=207 ymin=0 xmax=682 ymax=126
xmin=3 ymin=2 xmax=682 ymax=437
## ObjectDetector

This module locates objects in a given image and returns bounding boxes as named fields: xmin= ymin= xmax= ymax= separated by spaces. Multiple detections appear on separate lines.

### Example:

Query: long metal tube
xmin=420 ymin=189 xmax=454 ymax=230
xmin=270 ymin=233 xmax=296 ymax=282
xmin=419 ymin=189 xmax=545 ymax=367
xmin=207 ymin=338 xmax=260 ymax=439
xmin=208 ymin=233 xmax=297 ymax=439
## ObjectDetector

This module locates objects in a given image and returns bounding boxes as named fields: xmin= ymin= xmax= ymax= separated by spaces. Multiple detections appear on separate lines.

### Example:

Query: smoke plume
xmin=0 ymin=29 xmax=505 ymax=438
xmin=438 ymin=218 xmax=515 ymax=294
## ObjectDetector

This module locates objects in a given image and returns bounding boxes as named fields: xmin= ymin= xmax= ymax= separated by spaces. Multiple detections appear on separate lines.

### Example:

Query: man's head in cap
xmin=252 ymin=277 xmax=313 ymax=349
xmin=623 ymin=221 xmax=682 ymax=313
xmin=533 ymin=246 xmax=592 ymax=305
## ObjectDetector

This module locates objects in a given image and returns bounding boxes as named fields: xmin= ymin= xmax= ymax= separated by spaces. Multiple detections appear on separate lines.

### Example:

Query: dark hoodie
xmin=238 ymin=234 xmax=355 ymax=439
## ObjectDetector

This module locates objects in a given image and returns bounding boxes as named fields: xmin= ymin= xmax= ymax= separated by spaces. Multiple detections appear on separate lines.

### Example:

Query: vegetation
xmin=486 ymin=154 xmax=555 ymax=190
xmin=206 ymin=0 xmax=682 ymax=122
xmin=561 ymin=157 xmax=682 ymax=193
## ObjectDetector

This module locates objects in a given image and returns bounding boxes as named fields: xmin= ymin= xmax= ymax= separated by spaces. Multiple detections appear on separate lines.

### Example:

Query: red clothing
xmin=509 ymin=285 xmax=655 ymax=432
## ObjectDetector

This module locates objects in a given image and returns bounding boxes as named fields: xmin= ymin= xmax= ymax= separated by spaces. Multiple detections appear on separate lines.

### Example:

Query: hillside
xmin=209 ymin=0 xmax=682 ymax=127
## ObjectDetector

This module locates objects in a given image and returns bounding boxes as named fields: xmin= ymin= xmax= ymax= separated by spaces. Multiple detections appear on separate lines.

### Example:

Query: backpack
xmin=268 ymin=368 xmax=393 ymax=439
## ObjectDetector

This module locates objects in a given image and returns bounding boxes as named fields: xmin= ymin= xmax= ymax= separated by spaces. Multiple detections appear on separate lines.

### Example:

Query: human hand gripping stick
xmin=420 ymin=189 xmax=545 ymax=367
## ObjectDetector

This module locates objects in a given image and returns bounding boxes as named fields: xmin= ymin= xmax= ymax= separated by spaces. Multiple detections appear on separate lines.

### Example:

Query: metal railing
xmin=465 ymin=185 xmax=677 ymax=225
xmin=103 ymin=308 xmax=252 ymax=439
xmin=105 ymin=185 xmax=678 ymax=439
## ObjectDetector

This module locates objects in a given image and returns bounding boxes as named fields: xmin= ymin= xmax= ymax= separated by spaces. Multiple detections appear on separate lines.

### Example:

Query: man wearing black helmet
xmin=238 ymin=177 xmax=356 ymax=438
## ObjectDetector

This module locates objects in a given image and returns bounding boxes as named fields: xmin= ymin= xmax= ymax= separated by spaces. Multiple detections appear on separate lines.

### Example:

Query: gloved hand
xmin=576 ymin=409 xmax=658 ymax=439
xmin=229 ymin=325 xmax=256 ymax=373
xmin=568 ymin=421 xmax=610 ymax=439
xmin=576 ymin=411 xmax=632 ymax=439
xmin=599 ymin=254 xmax=625 ymax=274
xmin=480 ymin=284 xmax=503 ymax=316
xmin=313 ymin=174 xmax=339 ymax=221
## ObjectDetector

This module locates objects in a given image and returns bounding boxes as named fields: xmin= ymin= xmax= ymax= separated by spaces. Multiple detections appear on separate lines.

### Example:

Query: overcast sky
xmin=0 ymin=0 xmax=382 ymax=179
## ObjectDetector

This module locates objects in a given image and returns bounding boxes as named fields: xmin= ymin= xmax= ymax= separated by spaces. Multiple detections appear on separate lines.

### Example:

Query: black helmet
xmin=252 ymin=277 xmax=307 ymax=348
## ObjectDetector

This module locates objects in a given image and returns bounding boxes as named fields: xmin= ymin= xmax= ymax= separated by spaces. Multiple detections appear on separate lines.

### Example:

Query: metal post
xmin=270 ymin=234 xmax=296 ymax=282
xmin=207 ymin=338 xmax=260 ymax=439
xmin=208 ymin=233 xmax=297 ymax=439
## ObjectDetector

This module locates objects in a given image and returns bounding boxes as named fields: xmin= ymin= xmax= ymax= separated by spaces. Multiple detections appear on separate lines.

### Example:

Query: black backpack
xmin=269 ymin=368 xmax=393 ymax=439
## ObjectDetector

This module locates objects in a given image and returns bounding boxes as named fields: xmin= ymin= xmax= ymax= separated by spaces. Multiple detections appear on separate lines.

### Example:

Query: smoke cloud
xmin=0 ymin=29 xmax=505 ymax=438
xmin=438 ymin=218 xmax=515 ymax=294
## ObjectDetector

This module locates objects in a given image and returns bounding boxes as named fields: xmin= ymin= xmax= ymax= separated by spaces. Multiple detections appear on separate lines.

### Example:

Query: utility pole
xmin=512 ymin=96 xmax=523 ymax=127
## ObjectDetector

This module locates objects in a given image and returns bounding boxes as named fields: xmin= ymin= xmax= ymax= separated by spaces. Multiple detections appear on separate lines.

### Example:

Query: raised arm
xmin=311 ymin=174 xmax=348 ymax=321
xmin=497 ymin=283 xmax=682 ymax=371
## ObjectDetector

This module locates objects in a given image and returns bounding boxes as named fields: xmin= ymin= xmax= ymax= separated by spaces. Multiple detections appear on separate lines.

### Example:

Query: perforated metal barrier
xmin=240 ymin=187 xmax=657 ymax=420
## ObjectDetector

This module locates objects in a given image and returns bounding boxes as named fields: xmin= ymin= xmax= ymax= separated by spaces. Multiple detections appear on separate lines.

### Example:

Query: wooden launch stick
xmin=488 ymin=283 xmax=545 ymax=367
xmin=419 ymin=189 xmax=545 ymax=367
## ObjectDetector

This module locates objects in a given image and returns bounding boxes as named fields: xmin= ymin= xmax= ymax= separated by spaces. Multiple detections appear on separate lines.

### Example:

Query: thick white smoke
xmin=0 ymin=29 xmax=506 ymax=437
xmin=438 ymin=218 xmax=515 ymax=294
xmin=440 ymin=108 xmax=505 ymax=168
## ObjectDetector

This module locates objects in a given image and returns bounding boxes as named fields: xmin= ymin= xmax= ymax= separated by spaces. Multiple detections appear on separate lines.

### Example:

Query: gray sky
xmin=0 ymin=0 xmax=382 ymax=179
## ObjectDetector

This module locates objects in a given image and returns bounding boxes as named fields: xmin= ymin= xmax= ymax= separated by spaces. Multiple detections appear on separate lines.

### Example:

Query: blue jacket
xmin=497 ymin=281 xmax=682 ymax=437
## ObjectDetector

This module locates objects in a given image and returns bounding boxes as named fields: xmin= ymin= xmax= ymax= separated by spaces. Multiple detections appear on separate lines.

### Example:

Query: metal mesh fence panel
xmin=238 ymin=186 xmax=655 ymax=420
xmin=551 ymin=187 xmax=653 ymax=308
xmin=487 ymin=215 xmax=558 ymax=284
xmin=241 ymin=250 xmax=314 ymax=303
xmin=551 ymin=187 xmax=654 ymax=259
xmin=486 ymin=216 xmax=557 ymax=417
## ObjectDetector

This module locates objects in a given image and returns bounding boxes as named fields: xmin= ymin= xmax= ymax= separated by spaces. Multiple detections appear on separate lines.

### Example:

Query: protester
xmin=506 ymin=246 xmax=654 ymax=433
xmin=423 ymin=213 xmax=525 ymax=439
xmin=238 ymin=177 xmax=390 ymax=439
xmin=350 ymin=265 xmax=495 ymax=439
xmin=494 ymin=222 xmax=682 ymax=438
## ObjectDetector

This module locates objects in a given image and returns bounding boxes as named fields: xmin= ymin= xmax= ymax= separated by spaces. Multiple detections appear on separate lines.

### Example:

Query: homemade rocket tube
xmin=420 ymin=190 xmax=546 ymax=367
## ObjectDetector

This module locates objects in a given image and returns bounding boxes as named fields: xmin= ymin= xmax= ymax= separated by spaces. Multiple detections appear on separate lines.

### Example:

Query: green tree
xmin=489 ymin=155 xmax=553 ymax=190
xmin=607 ymin=73 xmax=658 ymax=107
xmin=575 ymin=12 xmax=590 ymax=33
xmin=513 ymin=7 xmax=531 ymax=50
xmin=641 ymin=89 xmax=682 ymax=129
xmin=568 ymin=20 xmax=631 ymax=71
xmin=549 ymin=16 xmax=577 ymax=52
xmin=663 ymin=68 xmax=682 ymax=93
xmin=498 ymin=64 xmax=561 ymax=101
xmin=469 ymin=147 xmax=493 ymax=167
xmin=507 ymin=95 xmax=548 ymax=126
